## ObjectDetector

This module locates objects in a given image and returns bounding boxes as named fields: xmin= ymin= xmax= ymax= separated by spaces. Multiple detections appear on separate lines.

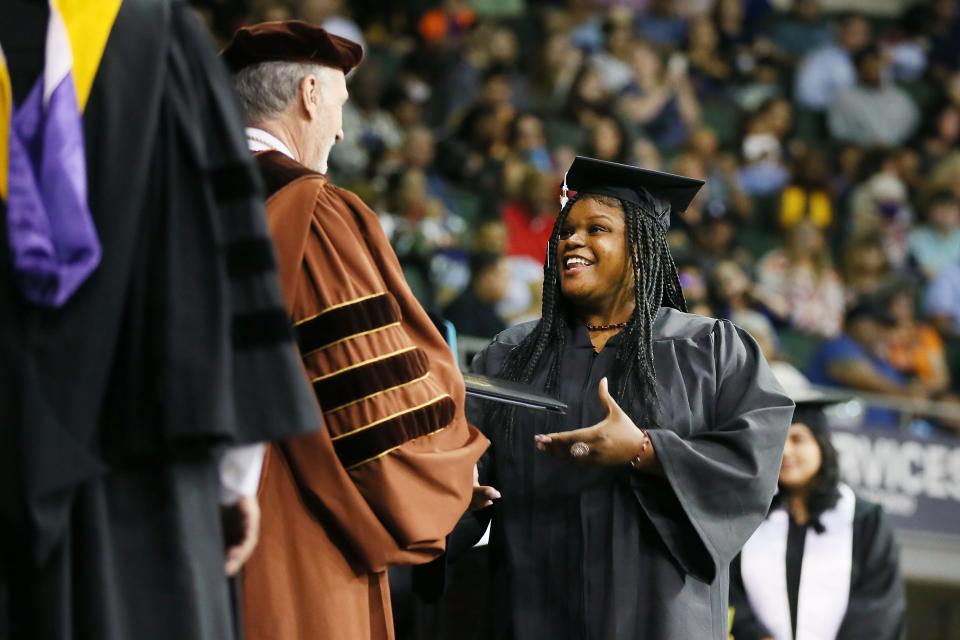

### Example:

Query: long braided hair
xmin=491 ymin=190 xmax=686 ymax=446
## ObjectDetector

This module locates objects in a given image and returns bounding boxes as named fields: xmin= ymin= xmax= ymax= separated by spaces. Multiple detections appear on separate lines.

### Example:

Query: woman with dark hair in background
xmin=756 ymin=221 xmax=845 ymax=337
xmin=563 ymin=62 xmax=614 ymax=130
xmin=583 ymin=115 xmax=630 ymax=164
xmin=459 ymin=157 xmax=792 ymax=639
xmin=730 ymin=391 xmax=906 ymax=640
xmin=618 ymin=40 xmax=701 ymax=153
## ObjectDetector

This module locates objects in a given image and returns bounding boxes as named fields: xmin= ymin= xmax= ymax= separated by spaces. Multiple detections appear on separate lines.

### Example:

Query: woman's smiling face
xmin=779 ymin=422 xmax=823 ymax=491
xmin=557 ymin=196 xmax=635 ymax=315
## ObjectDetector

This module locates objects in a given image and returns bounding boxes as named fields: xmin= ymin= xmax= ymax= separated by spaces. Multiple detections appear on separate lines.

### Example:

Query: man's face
xmin=516 ymin=115 xmax=545 ymax=151
xmin=930 ymin=200 xmax=960 ymax=231
xmin=476 ymin=258 xmax=510 ymax=304
xmin=840 ymin=16 xmax=871 ymax=53
xmin=403 ymin=129 xmax=435 ymax=168
xmin=858 ymin=52 xmax=884 ymax=88
xmin=475 ymin=221 xmax=508 ymax=253
xmin=305 ymin=69 xmax=348 ymax=174
xmin=797 ymin=0 xmax=821 ymax=21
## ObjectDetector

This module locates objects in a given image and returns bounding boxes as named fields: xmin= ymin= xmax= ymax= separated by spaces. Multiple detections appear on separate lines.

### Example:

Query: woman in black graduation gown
xmin=729 ymin=395 xmax=906 ymax=640
xmin=463 ymin=157 xmax=793 ymax=639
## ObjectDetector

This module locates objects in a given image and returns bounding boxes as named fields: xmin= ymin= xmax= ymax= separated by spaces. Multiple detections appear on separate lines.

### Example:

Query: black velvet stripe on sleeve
xmin=232 ymin=309 xmax=294 ymax=349
xmin=296 ymin=293 xmax=400 ymax=357
xmin=224 ymin=237 xmax=277 ymax=279
xmin=333 ymin=395 xmax=456 ymax=469
xmin=313 ymin=347 xmax=428 ymax=410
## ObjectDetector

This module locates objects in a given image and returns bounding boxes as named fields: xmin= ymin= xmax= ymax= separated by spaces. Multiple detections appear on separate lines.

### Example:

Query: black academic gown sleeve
xmin=729 ymin=553 xmax=773 ymax=640
xmin=836 ymin=499 xmax=906 ymax=640
xmin=634 ymin=320 xmax=793 ymax=583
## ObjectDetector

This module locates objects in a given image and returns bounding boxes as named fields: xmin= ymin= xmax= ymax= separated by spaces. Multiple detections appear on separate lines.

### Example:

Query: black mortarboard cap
xmin=773 ymin=369 xmax=852 ymax=409
xmin=773 ymin=371 xmax=851 ymax=434
xmin=791 ymin=386 xmax=851 ymax=408
xmin=562 ymin=156 xmax=705 ymax=231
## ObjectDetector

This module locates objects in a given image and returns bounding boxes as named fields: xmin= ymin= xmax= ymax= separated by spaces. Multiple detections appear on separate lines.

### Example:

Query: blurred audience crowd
xmin=195 ymin=0 xmax=960 ymax=436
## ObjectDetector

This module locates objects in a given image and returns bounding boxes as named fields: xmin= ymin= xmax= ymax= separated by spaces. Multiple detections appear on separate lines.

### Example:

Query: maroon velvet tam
xmin=221 ymin=20 xmax=363 ymax=74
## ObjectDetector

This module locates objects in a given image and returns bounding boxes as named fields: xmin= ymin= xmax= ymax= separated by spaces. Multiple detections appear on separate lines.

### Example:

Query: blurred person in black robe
xmin=0 ymin=1 xmax=318 ymax=638
xmin=443 ymin=251 xmax=509 ymax=340
xmin=730 ymin=389 xmax=906 ymax=640
xmin=456 ymin=156 xmax=793 ymax=639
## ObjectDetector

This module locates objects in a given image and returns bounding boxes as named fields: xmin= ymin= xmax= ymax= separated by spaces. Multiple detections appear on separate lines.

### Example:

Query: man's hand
xmin=534 ymin=377 xmax=652 ymax=467
xmin=469 ymin=464 xmax=500 ymax=511
xmin=221 ymin=495 xmax=261 ymax=576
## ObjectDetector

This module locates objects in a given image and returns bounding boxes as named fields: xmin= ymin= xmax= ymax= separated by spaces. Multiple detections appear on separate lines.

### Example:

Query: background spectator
xmin=806 ymin=301 xmax=922 ymax=429
xmin=685 ymin=15 xmax=733 ymax=95
xmin=885 ymin=281 xmax=951 ymax=397
xmin=444 ymin=251 xmax=510 ymax=339
xmin=757 ymin=222 xmax=846 ymax=337
xmin=711 ymin=259 xmax=781 ymax=323
xmin=794 ymin=13 xmax=872 ymax=111
xmin=843 ymin=233 xmax=895 ymax=303
xmin=919 ymin=104 xmax=960 ymax=171
xmin=737 ymin=97 xmax=792 ymax=196
xmin=677 ymin=259 xmax=713 ymax=316
xmin=500 ymin=166 xmax=557 ymax=264
xmin=827 ymin=45 xmax=920 ymax=148
xmin=925 ymin=262 xmax=960 ymax=339
xmin=618 ymin=40 xmax=701 ymax=152
xmin=848 ymin=166 xmax=914 ymax=268
xmin=768 ymin=0 xmax=832 ymax=60
xmin=688 ymin=126 xmax=753 ymax=222
xmin=779 ymin=148 xmax=834 ymax=230
xmin=908 ymin=191 xmax=960 ymax=280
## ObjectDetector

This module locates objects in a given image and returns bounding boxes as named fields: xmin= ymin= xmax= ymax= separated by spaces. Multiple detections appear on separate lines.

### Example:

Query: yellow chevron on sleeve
xmin=51 ymin=0 xmax=122 ymax=111
xmin=0 ymin=47 xmax=10 ymax=200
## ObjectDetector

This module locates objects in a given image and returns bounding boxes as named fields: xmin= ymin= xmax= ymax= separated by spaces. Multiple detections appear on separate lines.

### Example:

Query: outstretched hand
xmin=469 ymin=464 xmax=501 ymax=511
xmin=534 ymin=377 xmax=654 ymax=468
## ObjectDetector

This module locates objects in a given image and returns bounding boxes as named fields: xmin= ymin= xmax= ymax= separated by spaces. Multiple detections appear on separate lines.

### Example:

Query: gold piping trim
xmin=330 ymin=393 xmax=451 ymax=441
xmin=301 ymin=322 xmax=401 ymax=358
xmin=295 ymin=292 xmax=387 ymax=326
xmin=344 ymin=425 xmax=450 ymax=470
xmin=327 ymin=372 xmax=432 ymax=414
xmin=311 ymin=346 xmax=418 ymax=383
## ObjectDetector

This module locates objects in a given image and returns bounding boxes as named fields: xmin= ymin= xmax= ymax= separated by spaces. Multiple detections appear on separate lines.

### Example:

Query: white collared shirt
xmin=245 ymin=126 xmax=294 ymax=159
xmin=219 ymin=443 xmax=265 ymax=504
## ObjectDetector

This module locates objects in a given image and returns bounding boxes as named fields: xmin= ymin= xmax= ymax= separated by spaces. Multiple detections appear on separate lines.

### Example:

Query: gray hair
xmin=233 ymin=61 xmax=334 ymax=122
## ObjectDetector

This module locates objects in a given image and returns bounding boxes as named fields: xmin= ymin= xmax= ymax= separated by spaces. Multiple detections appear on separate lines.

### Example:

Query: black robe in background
xmin=730 ymin=496 xmax=906 ymax=640
xmin=0 ymin=1 xmax=319 ymax=638
xmin=443 ymin=288 xmax=507 ymax=340
xmin=461 ymin=308 xmax=793 ymax=639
